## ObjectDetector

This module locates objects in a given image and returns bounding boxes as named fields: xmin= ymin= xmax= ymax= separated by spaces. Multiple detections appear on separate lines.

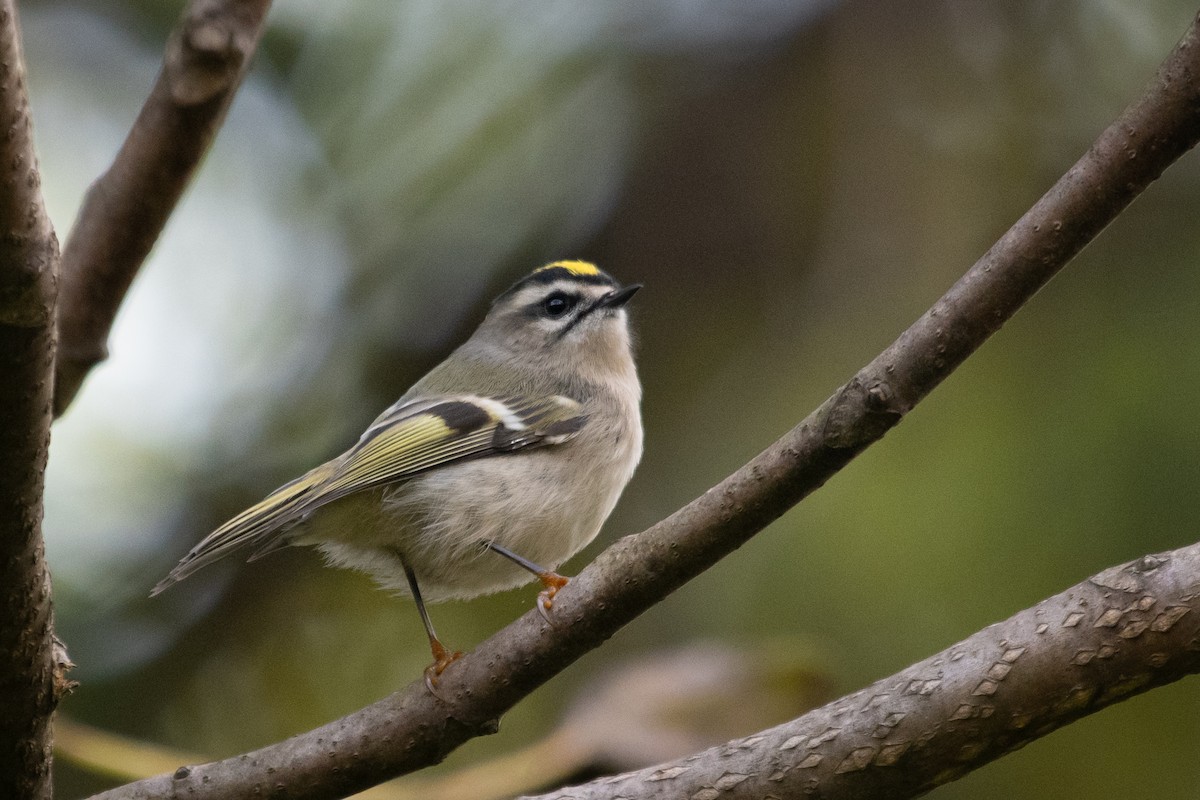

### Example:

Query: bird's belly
xmin=303 ymin=449 xmax=629 ymax=603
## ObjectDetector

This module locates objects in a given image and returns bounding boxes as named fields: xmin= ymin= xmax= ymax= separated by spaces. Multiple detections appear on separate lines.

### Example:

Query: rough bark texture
xmin=0 ymin=1 xmax=64 ymax=798
xmin=526 ymin=545 xmax=1200 ymax=799
xmin=53 ymin=0 xmax=273 ymax=416
xmin=84 ymin=11 xmax=1200 ymax=800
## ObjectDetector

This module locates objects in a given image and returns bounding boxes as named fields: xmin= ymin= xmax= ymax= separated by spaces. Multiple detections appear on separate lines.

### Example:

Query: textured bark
xmin=526 ymin=545 xmax=1200 ymax=799
xmin=0 ymin=1 xmax=64 ymax=798
xmin=84 ymin=11 xmax=1200 ymax=800
xmin=53 ymin=0 xmax=273 ymax=416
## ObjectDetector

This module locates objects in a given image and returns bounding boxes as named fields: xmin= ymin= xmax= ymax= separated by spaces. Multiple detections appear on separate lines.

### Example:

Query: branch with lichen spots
xmin=0 ymin=0 xmax=64 ymax=797
xmin=526 ymin=546 xmax=1200 ymax=799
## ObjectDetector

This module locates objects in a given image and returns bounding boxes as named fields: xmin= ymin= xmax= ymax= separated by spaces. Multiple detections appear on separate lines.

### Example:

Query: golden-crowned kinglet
xmin=153 ymin=260 xmax=643 ymax=678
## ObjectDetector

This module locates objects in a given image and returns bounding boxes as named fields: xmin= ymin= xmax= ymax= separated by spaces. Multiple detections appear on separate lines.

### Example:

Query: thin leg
xmin=399 ymin=555 xmax=461 ymax=690
xmin=484 ymin=541 xmax=569 ymax=621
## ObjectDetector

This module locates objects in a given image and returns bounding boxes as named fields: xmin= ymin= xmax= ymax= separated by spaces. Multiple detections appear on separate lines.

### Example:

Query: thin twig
xmin=85 ymin=10 xmax=1200 ymax=800
xmin=53 ymin=0 xmax=272 ymax=417
xmin=0 ymin=0 xmax=63 ymax=797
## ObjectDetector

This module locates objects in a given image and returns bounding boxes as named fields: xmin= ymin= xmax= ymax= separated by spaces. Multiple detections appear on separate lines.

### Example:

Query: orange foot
xmin=536 ymin=571 xmax=569 ymax=622
xmin=423 ymin=638 xmax=464 ymax=695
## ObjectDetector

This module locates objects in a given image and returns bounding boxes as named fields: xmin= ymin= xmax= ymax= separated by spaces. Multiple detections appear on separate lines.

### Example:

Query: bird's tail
xmin=150 ymin=463 xmax=333 ymax=595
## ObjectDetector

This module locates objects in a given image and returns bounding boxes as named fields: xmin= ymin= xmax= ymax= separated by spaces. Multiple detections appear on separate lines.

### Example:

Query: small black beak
xmin=600 ymin=283 xmax=641 ymax=309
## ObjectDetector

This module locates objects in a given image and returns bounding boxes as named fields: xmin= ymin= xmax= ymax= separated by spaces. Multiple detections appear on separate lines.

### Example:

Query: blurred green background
xmin=30 ymin=0 xmax=1200 ymax=797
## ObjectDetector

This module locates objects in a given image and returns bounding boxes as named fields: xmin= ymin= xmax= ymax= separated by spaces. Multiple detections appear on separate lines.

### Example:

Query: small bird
xmin=153 ymin=260 xmax=643 ymax=681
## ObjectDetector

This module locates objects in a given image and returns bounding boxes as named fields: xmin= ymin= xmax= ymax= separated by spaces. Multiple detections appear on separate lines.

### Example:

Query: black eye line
xmin=553 ymin=293 xmax=617 ymax=341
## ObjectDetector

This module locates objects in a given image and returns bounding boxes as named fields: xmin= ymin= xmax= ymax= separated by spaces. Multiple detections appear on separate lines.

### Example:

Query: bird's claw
xmin=537 ymin=591 xmax=555 ymax=623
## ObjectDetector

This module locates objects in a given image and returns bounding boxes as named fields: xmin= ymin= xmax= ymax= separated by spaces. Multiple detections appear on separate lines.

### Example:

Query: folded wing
xmin=151 ymin=394 xmax=587 ymax=594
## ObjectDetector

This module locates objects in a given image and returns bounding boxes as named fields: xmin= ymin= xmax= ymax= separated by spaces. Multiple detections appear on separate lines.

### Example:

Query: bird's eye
xmin=541 ymin=292 xmax=576 ymax=318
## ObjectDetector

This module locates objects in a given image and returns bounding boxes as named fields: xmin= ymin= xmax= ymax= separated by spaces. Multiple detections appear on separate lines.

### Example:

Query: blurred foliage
xmin=26 ymin=0 xmax=1200 ymax=797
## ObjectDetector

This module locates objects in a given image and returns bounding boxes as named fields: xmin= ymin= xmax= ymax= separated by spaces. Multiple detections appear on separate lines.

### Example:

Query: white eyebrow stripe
xmin=512 ymin=286 xmax=555 ymax=306
xmin=511 ymin=279 xmax=613 ymax=306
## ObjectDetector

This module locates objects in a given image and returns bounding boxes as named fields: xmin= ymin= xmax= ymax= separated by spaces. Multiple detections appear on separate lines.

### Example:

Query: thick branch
xmin=53 ymin=0 xmax=272 ymax=416
xmin=86 ymin=11 xmax=1200 ymax=800
xmin=0 ymin=2 xmax=63 ymax=799
xmin=529 ymin=543 xmax=1200 ymax=799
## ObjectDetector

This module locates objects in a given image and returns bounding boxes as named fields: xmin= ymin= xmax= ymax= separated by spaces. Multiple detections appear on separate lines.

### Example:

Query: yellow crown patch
xmin=537 ymin=260 xmax=601 ymax=277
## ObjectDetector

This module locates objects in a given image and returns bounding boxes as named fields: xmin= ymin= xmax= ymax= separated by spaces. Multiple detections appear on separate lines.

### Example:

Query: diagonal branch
xmin=527 ymin=541 xmax=1200 ymax=799
xmin=52 ymin=0 xmax=272 ymax=417
xmin=87 ymin=10 xmax=1200 ymax=800
xmin=0 ymin=1 xmax=65 ymax=798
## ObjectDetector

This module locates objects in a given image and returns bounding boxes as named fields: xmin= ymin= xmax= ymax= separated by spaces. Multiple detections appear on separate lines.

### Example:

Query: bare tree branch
xmin=527 ymin=542 xmax=1200 ymax=799
xmin=52 ymin=0 xmax=272 ymax=417
xmin=0 ymin=1 xmax=64 ymax=797
xmin=81 ymin=10 xmax=1200 ymax=800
